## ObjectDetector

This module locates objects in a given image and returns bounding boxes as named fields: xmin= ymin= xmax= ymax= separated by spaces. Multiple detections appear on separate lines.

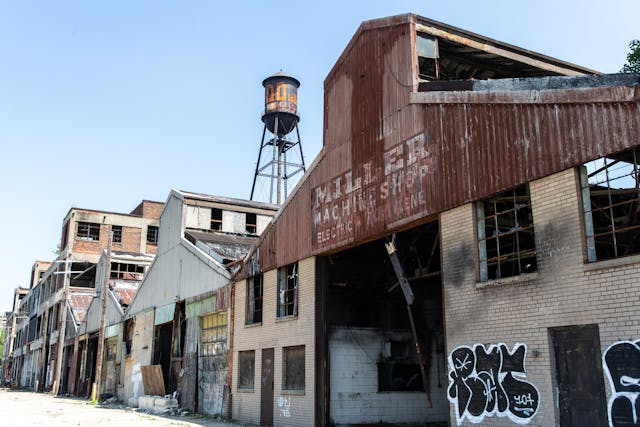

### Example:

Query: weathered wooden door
xmin=551 ymin=324 xmax=607 ymax=427
xmin=261 ymin=348 xmax=274 ymax=426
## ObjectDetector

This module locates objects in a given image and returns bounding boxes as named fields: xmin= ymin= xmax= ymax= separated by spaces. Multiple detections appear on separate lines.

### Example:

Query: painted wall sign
xmin=312 ymin=132 xmax=435 ymax=249
xmin=603 ymin=340 xmax=640 ymax=426
xmin=447 ymin=343 xmax=540 ymax=425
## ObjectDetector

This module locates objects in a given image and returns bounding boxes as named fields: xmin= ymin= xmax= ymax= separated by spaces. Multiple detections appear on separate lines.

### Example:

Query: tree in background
xmin=622 ymin=40 xmax=640 ymax=72
xmin=0 ymin=328 xmax=5 ymax=362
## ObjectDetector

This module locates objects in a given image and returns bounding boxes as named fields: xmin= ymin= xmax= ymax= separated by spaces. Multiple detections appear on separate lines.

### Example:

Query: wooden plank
xmin=141 ymin=365 xmax=165 ymax=396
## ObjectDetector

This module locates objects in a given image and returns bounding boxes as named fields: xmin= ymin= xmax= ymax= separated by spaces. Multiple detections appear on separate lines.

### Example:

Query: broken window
xmin=201 ymin=311 xmax=227 ymax=356
xmin=146 ymin=225 xmax=159 ymax=244
xmin=110 ymin=262 xmax=145 ymax=281
xmin=211 ymin=208 xmax=223 ymax=231
xmin=477 ymin=185 xmax=537 ymax=281
xmin=417 ymin=33 xmax=439 ymax=81
xmin=246 ymin=213 xmax=257 ymax=234
xmin=581 ymin=147 xmax=640 ymax=262
xmin=282 ymin=345 xmax=305 ymax=391
xmin=237 ymin=350 xmax=255 ymax=390
xmin=246 ymin=274 xmax=263 ymax=324
xmin=111 ymin=225 xmax=122 ymax=243
xmin=76 ymin=222 xmax=100 ymax=241
xmin=277 ymin=263 xmax=298 ymax=318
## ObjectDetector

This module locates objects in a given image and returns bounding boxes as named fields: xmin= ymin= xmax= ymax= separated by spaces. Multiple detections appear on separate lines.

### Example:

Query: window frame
xmin=282 ymin=345 xmax=305 ymax=392
xmin=211 ymin=208 xmax=223 ymax=231
xmin=76 ymin=222 xmax=100 ymax=241
xmin=200 ymin=311 xmax=227 ymax=356
xmin=146 ymin=225 xmax=159 ymax=244
xmin=245 ymin=212 xmax=257 ymax=234
xmin=277 ymin=263 xmax=298 ymax=318
xmin=246 ymin=274 xmax=263 ymax=325
xmin=580 ymin=148 xmax=640 ymax=263
xmin=237 ymin=350 xmax=256 ymax=390
xmin=111 ymin=225 xmax=122 ymax=243
xmin=476 ymin=184 xmax=537 ymax=282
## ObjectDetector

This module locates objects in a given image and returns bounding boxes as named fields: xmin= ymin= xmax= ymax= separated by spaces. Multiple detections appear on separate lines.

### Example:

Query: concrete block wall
xmin=328 ymin=327 xmax=449 ymax=425
xmin=232 ymin=257 xmax=316 ymax=427
xmin=440 ymin=168 xmax=640 ymax=426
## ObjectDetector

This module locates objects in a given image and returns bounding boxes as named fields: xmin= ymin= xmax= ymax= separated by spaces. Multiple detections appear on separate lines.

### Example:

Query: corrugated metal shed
xmin=236 ymin=14 xmax=640 ymax=279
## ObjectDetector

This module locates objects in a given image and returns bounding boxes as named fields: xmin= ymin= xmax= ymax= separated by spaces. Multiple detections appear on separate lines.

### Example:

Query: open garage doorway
xmin=319 ymin=220 xmax=448 ymax=426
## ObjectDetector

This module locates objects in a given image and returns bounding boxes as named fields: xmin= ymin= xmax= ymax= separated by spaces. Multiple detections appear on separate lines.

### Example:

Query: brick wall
xmin=232 ymin=257 xmax=316 ymax=427
xmin=441 ymin=168 xmax=640 ymax=426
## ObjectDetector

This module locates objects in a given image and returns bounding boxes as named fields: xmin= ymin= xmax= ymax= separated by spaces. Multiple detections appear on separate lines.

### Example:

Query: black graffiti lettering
xmin=603 ymin=340 xmax=640 ymax=426
xmin=447 ymin=343 xmax=539 ymax=425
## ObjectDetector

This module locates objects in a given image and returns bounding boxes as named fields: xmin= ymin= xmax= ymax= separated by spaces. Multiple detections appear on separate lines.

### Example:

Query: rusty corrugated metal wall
xmin=237 ymin=15 xmax=640 ymax=279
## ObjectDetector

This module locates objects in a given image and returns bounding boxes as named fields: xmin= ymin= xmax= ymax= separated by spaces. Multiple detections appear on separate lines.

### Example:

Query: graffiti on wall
xmin=447 ymin=343 xmax=539 ymax=425
xmin=277 ymin=396 xmax=292 ymax=417
xmin=603 ymin=340 xmax=640 ymax=426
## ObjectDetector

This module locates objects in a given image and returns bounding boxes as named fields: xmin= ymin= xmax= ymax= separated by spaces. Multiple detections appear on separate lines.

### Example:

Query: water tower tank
xmin=261 ymin=71 xmax=300 ymax=137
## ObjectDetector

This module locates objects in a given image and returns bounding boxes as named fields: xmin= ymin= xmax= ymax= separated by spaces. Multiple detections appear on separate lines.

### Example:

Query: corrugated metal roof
xmin=235 ymin=15 xmax=640 ymax=281
xmin=69 ymin=292 xmax=94 ymax=323
xmin=185 ymin=230 xmax=257 ymax=264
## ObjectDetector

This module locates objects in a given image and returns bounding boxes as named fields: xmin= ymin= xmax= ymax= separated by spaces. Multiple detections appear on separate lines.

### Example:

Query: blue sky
xmin=1 ymin=0 xmax=638 ymax=308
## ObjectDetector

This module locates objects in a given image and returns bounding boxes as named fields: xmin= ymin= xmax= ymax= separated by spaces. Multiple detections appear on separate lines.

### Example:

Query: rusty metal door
xmin=260 ymin=348 xmax=274 ymax=426
xmin=551 ymin=324 xmax=607 ymax=427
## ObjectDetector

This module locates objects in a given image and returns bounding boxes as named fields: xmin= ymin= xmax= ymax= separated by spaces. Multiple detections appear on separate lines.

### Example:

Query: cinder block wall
xmin=232 ymin=257 xmax=316 ymax=427
xmin=441 ymin=168 xmax=640 ymax=426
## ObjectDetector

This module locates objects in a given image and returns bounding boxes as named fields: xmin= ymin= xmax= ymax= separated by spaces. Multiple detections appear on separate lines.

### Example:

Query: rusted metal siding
xmin=236 ymin=16 xmax=640 ymax=280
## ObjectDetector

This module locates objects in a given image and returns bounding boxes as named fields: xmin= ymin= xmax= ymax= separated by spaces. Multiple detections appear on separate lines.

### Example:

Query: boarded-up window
xmin=282 ymin=345 xmax=305 ymax=391
xmin=246 ymin=275 xmax=263 ymax=324
xmin=277 ymin=263 xmax=298 ymax=318
xmin=238 ymin=350 xmax=255 ymax=390
xmin=201 ymin=311 xmax=227 ymax=356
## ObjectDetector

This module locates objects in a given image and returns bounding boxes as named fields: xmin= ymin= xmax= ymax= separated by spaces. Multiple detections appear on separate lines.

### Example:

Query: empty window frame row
xmin=237 ymin=345 xmax=305 ymax=392
xmin=210 ymin=208 xmax=258 ymax=234
xmin=475 ymin=146 xmax=640 ymax=282
xmin=246 ymin=262 xmax=298 ymax=325
xmin=75 ymin=222 xmax=159 ymax=244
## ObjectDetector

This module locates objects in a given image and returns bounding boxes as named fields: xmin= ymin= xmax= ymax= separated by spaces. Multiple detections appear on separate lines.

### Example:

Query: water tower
xmin=250 ymin=71 xmax=306 ymax=204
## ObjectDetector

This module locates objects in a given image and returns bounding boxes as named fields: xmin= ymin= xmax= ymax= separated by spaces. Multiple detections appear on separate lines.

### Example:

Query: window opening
xmin=110 ymin=262 xmax=145 ymax=281
xmin=282 ymin=345 xmax=305 ymax=391
xmin=238 ymin=350 xmax=255 ymax=390
xmin=111 ymin=225 xmax=122 ymax=243
xmin=477 ymin=185 xmax=537 ymax=281
xmin=277 ymin=263 xmax=298 ymax=317
xmin=246 ymin=275 xmax=263 ymax=324
xmin=246 ymin=213 xmax=257 ymax=234
xmin=76 ymin=222 xmax=100 ymax=241
xmin=211 ymin=208 xmax=223 ymax=231
xmin=147 ymin=226 xmax=159 ymax=244
xmin=417 ymin=33 xmax=439 ymax=81
xmin=581 ymin=147 xmax=640 ymax=262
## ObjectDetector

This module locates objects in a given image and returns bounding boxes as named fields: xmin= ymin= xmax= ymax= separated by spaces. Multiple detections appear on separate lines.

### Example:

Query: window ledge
xmin=281 ymin=389 xmax=305 ymax=396
xmin=236 ymin=388 xmax=255 ymax=393
xmin=244 ymin=322 xmax=262 ymax=329
xmin=276 ymin=315 xmax=298 ymax=323
xmin=584 ymin=254 xmax=640 ymax=273
xmin=475 ymin=272 xmax=538 ymax=289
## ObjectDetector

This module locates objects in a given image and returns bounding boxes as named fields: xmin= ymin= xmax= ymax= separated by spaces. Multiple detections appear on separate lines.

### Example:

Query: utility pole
xmin=91 ymin=232 xmax=112 ymax=402
xmin=51 ymin=257 xmax=70 ymax=395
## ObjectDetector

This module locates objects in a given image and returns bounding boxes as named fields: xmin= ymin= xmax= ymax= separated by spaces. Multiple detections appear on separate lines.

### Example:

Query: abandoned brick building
xmin=230 ymin=14 xmax=640 ymax=427
xmin=5 ymin=200 xmax=162 ymax=393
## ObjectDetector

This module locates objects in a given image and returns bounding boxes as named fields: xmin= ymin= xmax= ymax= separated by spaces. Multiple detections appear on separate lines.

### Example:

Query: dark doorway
xmin=153 ymin=322 xmax=173 ymax=393
xmin=260 ymin=348 xmax=274 ymax=426
xmin=322 ymin=220 xmax=447 ymax=426
xmin=550 ymin=324 xmax=607 ymax=427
